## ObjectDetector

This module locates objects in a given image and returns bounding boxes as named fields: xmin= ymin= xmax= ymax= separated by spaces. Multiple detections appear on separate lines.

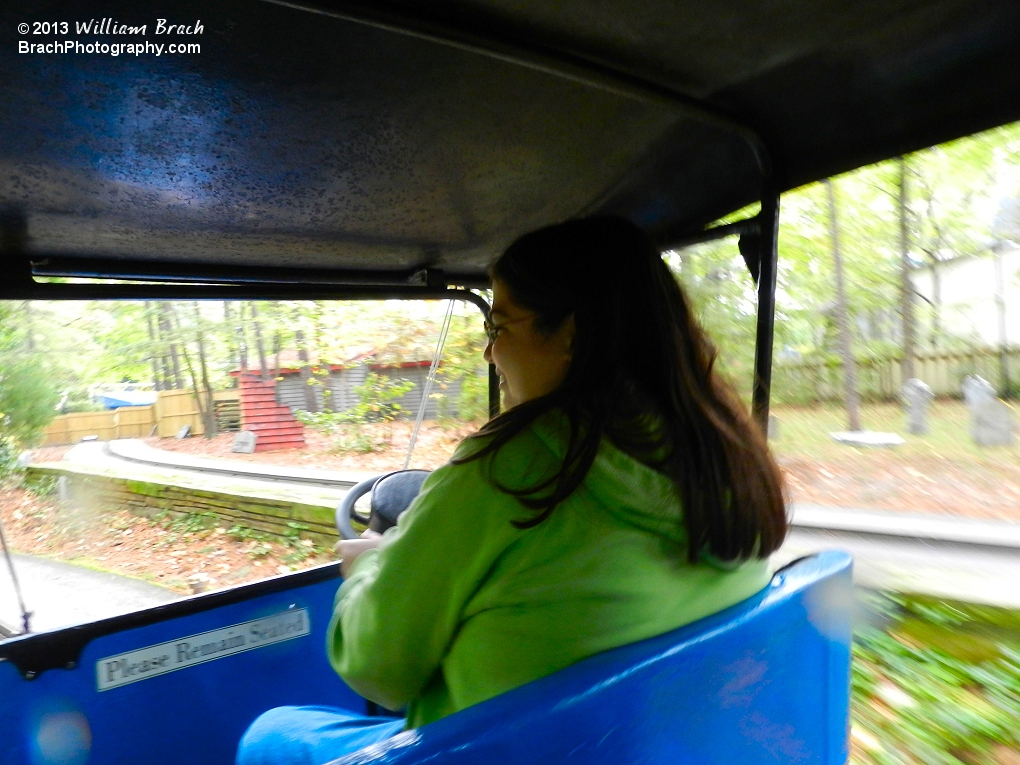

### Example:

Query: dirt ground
xmin=8 ymin=418 xmax=1020 ymax=594
xmin=780 ymin=453 xmax=1020 ymax=522
xmin=0 ymin=484 xmax=335 ymax=594
xmin=126 ymin=419 xmax=1020 ymax=521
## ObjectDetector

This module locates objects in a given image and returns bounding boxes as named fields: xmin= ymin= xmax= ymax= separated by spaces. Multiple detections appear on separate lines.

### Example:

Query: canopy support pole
xmin=751 ymin=191 xmax=780 ymax=432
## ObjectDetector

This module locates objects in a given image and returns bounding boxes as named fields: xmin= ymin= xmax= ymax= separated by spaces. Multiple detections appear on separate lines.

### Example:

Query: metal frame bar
xmin=27 ymin=255 xmax=489 ymax=290
xmin=751 ymin=192 xmax=780 ymax=431
xmin=1 ymin=280 xmax=488 ymax=310
xmin=663 ymin=216 xmax=761 ymax=251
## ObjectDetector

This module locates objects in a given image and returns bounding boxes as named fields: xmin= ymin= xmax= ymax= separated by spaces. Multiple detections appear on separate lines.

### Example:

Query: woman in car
xmin=237 ymin=215 xmax=787 ymax=765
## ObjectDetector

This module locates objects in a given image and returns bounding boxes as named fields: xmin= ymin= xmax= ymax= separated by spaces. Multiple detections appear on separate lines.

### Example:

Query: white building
xmin=908 ymin=244 xmax=1020 ymax=349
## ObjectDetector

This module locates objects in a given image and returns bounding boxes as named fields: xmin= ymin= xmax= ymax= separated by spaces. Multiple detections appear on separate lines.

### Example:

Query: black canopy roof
xmin=2 ymin=0 xmax=1020 ymax=287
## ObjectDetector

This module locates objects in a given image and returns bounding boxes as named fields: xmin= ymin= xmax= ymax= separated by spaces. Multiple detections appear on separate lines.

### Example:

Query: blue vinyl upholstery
xmin=327 ymin=550 xmax=853 ymax=765
xmin=0 ymin=552 xmax=851 ymax=765
xmin=0 ymin=567 xmax=361 ymax=765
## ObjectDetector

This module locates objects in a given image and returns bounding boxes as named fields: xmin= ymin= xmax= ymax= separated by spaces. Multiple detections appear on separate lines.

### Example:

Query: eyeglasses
xmin=483 ymin=315 xmax=531 ymax=344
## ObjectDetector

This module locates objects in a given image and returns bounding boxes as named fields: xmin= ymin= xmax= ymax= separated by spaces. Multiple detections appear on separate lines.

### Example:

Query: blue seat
xmin=328 ymin=550 xmax=853 ymax=765
xmin=0 ymin=552 xmax=851 ymax=765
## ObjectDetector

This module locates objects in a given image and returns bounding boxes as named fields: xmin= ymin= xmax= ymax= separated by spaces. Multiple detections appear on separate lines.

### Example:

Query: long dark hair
xmin=456 ymin=216 xmax=787 ymax=562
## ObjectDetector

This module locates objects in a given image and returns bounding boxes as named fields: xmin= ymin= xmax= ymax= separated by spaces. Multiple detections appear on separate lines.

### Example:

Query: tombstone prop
xmin=232 ymin=430 xmax=258 ymax=454
xmin=176 ymin=425 xmax=191 ymax=439
xmin=963 ymin=375 xmax=1016 ymax=447
xmin=962 ymin=375 xmax=994 ymax=410
xmin=901 ymin=378 xmax=934 ymax=435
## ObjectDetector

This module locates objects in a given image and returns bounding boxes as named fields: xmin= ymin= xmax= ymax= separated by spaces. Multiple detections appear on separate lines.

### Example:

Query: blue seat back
xmin=1 ymin=553 xmax=852 ymax=765
xmin=331 ymin=550 xmax=853 ymax=765
xmin=0 ymin=565 xmax=362 ymax=765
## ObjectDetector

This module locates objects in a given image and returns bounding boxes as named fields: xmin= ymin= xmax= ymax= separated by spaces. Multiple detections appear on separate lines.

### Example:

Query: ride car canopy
xmin=2 ymin=0 xmax=1020 ymax=289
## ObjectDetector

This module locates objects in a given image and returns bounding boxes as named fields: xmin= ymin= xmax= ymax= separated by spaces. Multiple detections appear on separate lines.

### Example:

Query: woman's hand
xmin=335 ymin=530 xmax=383 ymax=577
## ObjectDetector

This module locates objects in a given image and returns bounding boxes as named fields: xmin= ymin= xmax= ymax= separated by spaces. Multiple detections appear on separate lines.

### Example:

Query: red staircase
xmin=239 ymin=376 xmax=306 ymax=452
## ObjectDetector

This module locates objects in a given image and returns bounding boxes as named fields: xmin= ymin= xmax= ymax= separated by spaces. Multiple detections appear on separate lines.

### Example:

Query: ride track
xmin=51 ymin=439 xmax=1020 ymax=611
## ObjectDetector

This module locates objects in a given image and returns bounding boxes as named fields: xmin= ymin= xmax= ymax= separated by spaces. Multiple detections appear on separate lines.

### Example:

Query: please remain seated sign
xmin=95 ymin=608 xmax=310 ymax=691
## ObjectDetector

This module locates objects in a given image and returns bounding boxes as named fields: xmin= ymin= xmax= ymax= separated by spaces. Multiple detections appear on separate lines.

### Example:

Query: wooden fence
xmin=41 ymin=389 xmax=241 ymax=446
xmin=773 ymin=347 xmax=1020 ymax=404
xmin=41 ymin=407 xmax=153 ymax=445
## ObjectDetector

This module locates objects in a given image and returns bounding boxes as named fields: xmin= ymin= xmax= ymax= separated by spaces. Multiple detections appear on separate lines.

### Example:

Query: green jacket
xmin=327 ymin=414 xmax=770 ymax=729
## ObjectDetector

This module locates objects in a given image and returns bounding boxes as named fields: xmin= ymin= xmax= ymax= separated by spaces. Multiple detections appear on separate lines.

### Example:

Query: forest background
xmin=3 ymin=120 xmax=1020 ymax=454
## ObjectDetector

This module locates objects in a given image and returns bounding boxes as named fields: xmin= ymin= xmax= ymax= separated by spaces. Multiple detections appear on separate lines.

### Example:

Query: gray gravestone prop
xmin=232 ymin=430 xmax=258 ymax=454
xmin=901 ymin=378 xmax=934 ymax=435
xmin=962 ymin=375 xmax=993 ymax=410
xmin=963 ymin=375 xmax=1016 ymax=447
xmin=176 ymin=424 xmax=191 ymax=440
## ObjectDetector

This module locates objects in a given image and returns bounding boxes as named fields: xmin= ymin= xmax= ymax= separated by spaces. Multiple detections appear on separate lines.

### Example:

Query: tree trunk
xmin=22 ymin=301 xmax=35 ymax=351
xmin=824 ymin=179 xmax=862 ymax=431
xmin=293 ymin=307 xmax=319 ymax=412
xmin=168 ymin=304 xmax=210 ymax=439
xmin=897 ymin=157 xmax=917 ymax=383
xmin=995 ymin=248 xmax=1011 ymax=397
xmin=249 ymin=302 xmax=270 ymax=381
xmin=191 ymin=302 xmax=218 ymax=438
xmin=930 ymin=263 xmax=942 ymax=350
xmin=223 ymin=302 xmax=241 ymax=387
xmin=145 ymin=302 xmax=164 ymax=391
xmin=159 ymin=302 xmax=184 ymax=388
xmin=236 ymin=302 xmax=248 ymax=376
xmin=155 ymin=304 xmax=173 ymax=389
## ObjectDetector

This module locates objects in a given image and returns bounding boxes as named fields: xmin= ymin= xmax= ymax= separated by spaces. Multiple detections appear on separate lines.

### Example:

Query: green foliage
xmin=227 ymin=525 xmax=274 ymax=559
xmin=0 ymin=352 xmax=60 ymax=446
xmin=297 ymin=372 xmax=415 ymax=452
xmin=21 ymin=472 xmax=57 ymax=496
xmin=354 ymin=373 xmax=416 ymax=423
xmin=667 ymin=241 xmax=759 ymax=401
xmin=227 ymin=524 xmax=266 ymax=542
xmin=0 ymin=303 xmax=60 ymax=445
xmin=436 ymin=304 xmax=490 ymax=423
xmin=452 ymin=369 xmax=490 ymax=423
xmin=280 ymin=521 xmax=321 ymax=565
xmin=851 ymin=594 xmax=1020 ymax=764
xmin=60 ymin=391 xmax=107 ymax=413
xmin=226 ymin=521 xmax=324 ymax=566
xmin=776 ymin=123 xmax=1020 ymax=362
xmin=153 ymin=510 xmax=217 ymax=545
xmin=0 ymin=435 xmax=20 ymax=483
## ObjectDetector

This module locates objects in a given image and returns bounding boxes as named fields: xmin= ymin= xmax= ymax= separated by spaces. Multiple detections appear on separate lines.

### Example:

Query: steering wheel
xmin=336 ymin=469 xmax=432 ymax=539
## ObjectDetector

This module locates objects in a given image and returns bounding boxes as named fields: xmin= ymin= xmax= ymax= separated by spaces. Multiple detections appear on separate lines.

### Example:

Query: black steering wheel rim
xmin=336 ymin=475 xmax=383 ymax=540
xmin=335 ymin=470 xmax=432 ymax=540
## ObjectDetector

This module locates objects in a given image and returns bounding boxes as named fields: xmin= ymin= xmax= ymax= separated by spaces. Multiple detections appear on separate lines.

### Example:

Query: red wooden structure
xmin=239 ymin=375 xmax=306 ymax=452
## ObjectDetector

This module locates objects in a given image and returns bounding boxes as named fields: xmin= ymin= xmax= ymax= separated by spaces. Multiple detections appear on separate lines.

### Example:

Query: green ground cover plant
xmin=298 ymin=372 xmax=415 ymax=453
xmin=851 ymin=593 xmax=1020 ymax=764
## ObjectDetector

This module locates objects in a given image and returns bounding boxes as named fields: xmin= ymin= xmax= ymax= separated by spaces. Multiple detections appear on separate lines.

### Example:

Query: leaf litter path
xmin=8 ymin=419 xmax=1019 ymax=598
